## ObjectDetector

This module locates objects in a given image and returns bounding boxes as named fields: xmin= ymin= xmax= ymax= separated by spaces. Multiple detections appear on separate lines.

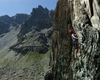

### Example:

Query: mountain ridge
xmin=0 ymin=14 xmax=29 ymax=35
xmin=0 ymin=5 xmax=54 ymax=80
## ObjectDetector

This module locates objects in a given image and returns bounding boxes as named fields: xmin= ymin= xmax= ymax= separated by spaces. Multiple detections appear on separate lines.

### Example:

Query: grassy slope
xmin=0 ymin=27 xmax=51 ymax=80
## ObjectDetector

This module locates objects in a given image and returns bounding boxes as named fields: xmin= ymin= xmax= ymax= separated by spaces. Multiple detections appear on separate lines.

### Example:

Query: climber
xmin=69 ymin=30 xmax=78 ymax=60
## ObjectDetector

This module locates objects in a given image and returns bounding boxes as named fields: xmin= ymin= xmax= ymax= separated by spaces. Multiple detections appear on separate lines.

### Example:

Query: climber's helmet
xmin=69 ymin=30 xmax=73 ymax=34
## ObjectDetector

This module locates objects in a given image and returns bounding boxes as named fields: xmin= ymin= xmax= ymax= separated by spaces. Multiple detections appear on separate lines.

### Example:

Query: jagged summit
xmin=16 ymin=5 xmax=54 ymax=52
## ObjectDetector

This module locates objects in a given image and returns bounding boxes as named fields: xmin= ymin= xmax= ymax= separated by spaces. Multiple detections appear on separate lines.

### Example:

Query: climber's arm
xmin=72 ymin=34 xmax=78 ymax=39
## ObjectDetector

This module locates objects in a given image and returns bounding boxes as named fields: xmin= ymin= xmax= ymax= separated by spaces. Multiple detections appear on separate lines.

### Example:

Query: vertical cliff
xmin=45 ymin=0 xmax=100 ymax=80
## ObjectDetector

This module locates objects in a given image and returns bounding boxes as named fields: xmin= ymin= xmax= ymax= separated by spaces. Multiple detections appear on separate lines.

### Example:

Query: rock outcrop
xmin=10 ymin=45 xmax=48 ymax=54
xmin=46 ymin=0 xmax=100 ymax=80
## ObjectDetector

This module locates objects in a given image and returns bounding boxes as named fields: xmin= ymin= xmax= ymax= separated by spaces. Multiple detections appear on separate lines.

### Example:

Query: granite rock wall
xmin=45 ymin=0 xmax=100 ymax=80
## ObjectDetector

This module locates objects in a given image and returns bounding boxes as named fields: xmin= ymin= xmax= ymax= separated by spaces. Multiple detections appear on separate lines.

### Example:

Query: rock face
xmin=46 ymin=0 xmax=100 ymax=80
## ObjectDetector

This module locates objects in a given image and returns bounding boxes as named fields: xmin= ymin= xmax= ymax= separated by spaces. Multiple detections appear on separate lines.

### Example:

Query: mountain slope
xmin=0 ymin=5 xmax=54 ymax=80
xmin=0 ymin=27 xmax=50 ymax=80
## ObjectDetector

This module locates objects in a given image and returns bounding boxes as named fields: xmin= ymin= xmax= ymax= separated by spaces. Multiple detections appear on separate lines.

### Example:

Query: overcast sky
xmin=0 ymin=0 xmax=58 ymax=17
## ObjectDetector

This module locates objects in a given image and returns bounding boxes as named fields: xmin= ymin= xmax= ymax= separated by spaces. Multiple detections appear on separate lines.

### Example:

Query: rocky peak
xmin=0 ymin=14 xmax=29 ymax=35
xmin=37 ymin=5 xmax=45 ymax=11
xmin=18 ymin=5 xmax=54 ymax=41
xmin=0 ymin=15 xmax=12 ymax=25
xmin=0 ymin=14 xmax=29 ymax=25
xmin=31 ymin=5 xmax=49 ymax=16
xmin=45 ymin=0 xmax=100 ymax=80
xmin=11 ymin=13 xmax=29 ymax=24
xmin=30 ymin=5 xmax=53 ymax=23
